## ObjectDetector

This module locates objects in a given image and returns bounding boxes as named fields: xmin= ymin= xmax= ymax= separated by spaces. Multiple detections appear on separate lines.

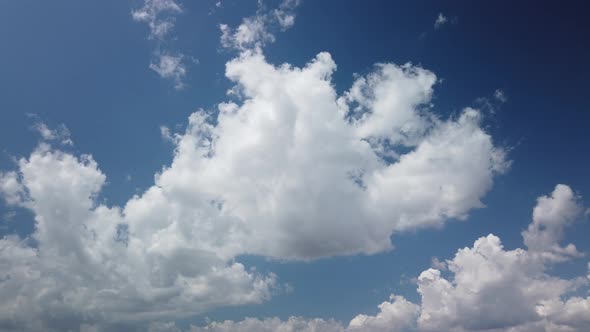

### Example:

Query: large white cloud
xmin=192 ymin=185 xmax=589 ymax=332
xmin=150 ymin=50 xmax=507 ymax=260
xmin=0 ymin=48 xmax=508 ymax=330
xmin=370 ymin=184 xmax=589 ymax=332
xmin=0 ymin=145 xmax=276 ymax=332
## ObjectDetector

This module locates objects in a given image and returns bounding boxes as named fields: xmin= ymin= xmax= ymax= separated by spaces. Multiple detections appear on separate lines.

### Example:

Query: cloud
xmin=273 ymin=0 xmax=300 ymax=30
xmin=220 ymin=0 xmax=301 ymax=50
xmin=348 ymin=295 xmax=420 ymax=331
xmin=473 ymin=88 xmax=510 ymax=116
xmin=132 ymin=0 xmax=182 ymax=40
xmin=149 ymin=53 xmax=187 ymax=89
xmin=155 ymin=50 xmax=507 ymax=260
xmin=2 ymin=211 xmax=16 ymax=222
xmin=189 ymin=317 xmax=345 ymax=332
xmin=32 ymin=122 xmax=73 ymax=146
xmin=0 ymin=171 xmax=26 ymax=206
xmin=194 ymin=185 xmax=590 ymax=332
xmin=430 ymin=257 xmax=447 ymax=271
xmin=208 ymin=1 xmax=223 ymax=15
xmin=160 ymin=125 xmax=178 ymax=143
xmin=522 ymin=184 xmax=585 ymax=261
xmin=434 ymin=13 xmax=448 ymax=29
xmin=494 ymin=89 xmax=508 ymax=102
xmin=0 ymin=49 xmax=508 ymax=329
xmin=132 ymin=0 xmax=189 ymax=88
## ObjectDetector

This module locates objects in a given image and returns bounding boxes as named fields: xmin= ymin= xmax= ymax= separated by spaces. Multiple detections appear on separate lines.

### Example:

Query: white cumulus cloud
xmin=0 ymin=49 xmax=509 ymax=330
xmin=195 ymin=185 xmax=590 ymax=332
xmin=0 ymin=145 xmax=276 ymax=331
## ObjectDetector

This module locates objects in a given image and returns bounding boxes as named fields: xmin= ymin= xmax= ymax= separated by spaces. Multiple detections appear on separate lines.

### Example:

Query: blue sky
xmin=0 ymin=1 xmax=589 ymax=331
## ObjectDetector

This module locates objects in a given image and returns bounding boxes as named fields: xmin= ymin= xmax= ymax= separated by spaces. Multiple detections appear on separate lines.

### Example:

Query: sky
xmin=0 ymin=1 xmax=589 ymax=331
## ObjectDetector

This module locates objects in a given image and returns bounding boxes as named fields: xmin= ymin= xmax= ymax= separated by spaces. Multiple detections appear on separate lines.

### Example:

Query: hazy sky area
xmin=0 ymin=1 xmax=589 ymax=331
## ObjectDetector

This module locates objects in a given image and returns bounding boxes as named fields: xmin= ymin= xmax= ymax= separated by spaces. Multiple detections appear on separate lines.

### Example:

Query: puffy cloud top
xmin=193 ymin=185 xmax=590 ymax=332
xmin=0 ymin=50 xmax=508 ymax=330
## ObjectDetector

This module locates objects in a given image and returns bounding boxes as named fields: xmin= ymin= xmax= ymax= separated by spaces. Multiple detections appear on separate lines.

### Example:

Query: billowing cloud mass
xmin=0 ymin=145 xmax=277 ymax=332
xmin=190 ymin=185 xmax=590 ymax=332
xmin=152 ymin=50 xmax=508 ymax=260
xmin=0 ymin=45 xmax=510 ymax=330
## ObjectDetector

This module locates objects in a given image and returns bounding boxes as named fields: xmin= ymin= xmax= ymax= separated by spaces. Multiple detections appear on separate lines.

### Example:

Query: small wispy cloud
xmin=474 ymin=88 xmax=509 ymax=114
xmin=434 ymin=13 xmax=448 ymax=29
xmin=132 ymin=0 xmax=190 ymax=88
xmin=220 ymin=0 xmax=301 ymax=51
xmin=430 ymin=257 xmax=447 ymax=271
xmin=29 ymin=117 xmax=73 ymax=146
xmin=209 ymin=1 xmax=223 ymax=15
xmin=132 ymin=0 xmax=182 ymax=40
xmin=494 ymin=88 xmax=508 ymax=102
xmin=2 ymin=211 xmax=16 ymax=222
xmin=149 ymin=53 xmax=187 ymax=89
xmin=160 ymin=125 xmax=178 ymax=143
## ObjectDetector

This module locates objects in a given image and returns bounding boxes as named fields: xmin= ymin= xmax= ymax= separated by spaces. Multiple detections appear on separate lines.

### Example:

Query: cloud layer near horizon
xmin=0 ymin=48 xmax=510 ymax=330
xmin=189 ymin=185 xmax=590 ymax=332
